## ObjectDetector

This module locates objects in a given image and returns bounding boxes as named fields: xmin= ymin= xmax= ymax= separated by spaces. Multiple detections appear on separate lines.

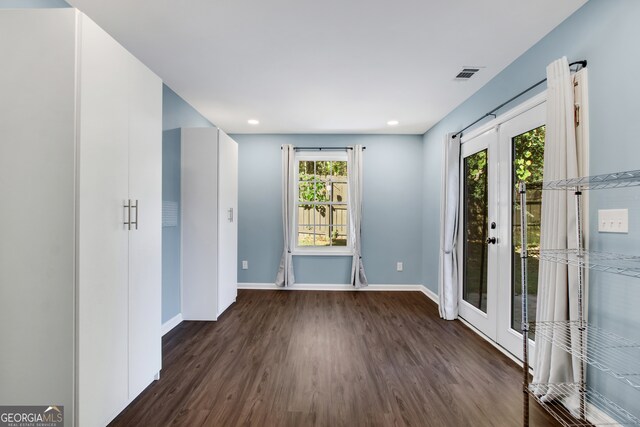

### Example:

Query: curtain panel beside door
xmin=439 ymin=134 xmax=461 ymax=320
xmin=532 ymin=57 xmax=585 ymax=402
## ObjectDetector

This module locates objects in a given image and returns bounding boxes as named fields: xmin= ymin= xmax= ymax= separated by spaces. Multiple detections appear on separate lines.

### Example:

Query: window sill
xmin=292 ymin=249 xmax=354 ymax=257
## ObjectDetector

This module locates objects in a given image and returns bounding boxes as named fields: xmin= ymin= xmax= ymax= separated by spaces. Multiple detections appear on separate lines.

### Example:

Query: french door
xmin=458 ymin=129 xmax=499 ymax=339
xmin=458 ymin=101 xmax=545 ymax=360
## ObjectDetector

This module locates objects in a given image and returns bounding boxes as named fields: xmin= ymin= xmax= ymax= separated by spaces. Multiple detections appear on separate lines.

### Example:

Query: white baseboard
xmin=239 ymin=282 xmax=423 ymax=291
xmin=419 ymin=285 xmax=438 ymax=304
xmin=457 ymin=317 xmax=524 ymax=368
xmin=238 ymin=282 xmax=439 ymax=303
xmin=161 ymin=313 xmax=183 ymax=336
xmin=584 ymin=402 xmax=621 ymax=426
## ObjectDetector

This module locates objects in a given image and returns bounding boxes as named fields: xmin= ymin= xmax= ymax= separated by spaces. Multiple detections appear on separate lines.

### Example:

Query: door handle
xmin=486 ymin=237 xmax=497 ymax=245
xmin=131 ymin=200 xmax=138 ymax=230
xmin=124 ymin=200 xmax=131 ymax=230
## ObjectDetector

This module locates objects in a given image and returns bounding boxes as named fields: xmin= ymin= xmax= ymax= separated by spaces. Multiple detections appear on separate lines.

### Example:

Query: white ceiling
xmin=67 ymin=0 xmax=586 ymax=134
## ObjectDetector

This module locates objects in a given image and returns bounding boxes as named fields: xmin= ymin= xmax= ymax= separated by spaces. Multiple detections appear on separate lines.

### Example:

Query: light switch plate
xmin=396 ymin=262 xmax=403 ymax=272
xmin=242 ymin=260 xmax=249 ymax=270
xmin=598 ymin=209 xmax=628 ymax=233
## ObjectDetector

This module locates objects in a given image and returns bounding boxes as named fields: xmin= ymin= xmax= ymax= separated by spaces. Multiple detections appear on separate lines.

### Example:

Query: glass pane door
xmin=463 ymin=149 xmax=489 ymax=313
xmin=495 ymin=100 xmax=545 ymax=361
xmin=511 ymin=125 xmax=545 ymax=336
xmin=458 ymin=129 xmax=498 ymax=341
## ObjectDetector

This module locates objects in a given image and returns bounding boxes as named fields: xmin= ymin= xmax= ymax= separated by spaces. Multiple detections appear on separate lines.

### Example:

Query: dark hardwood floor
xmin=110 ymin=290 xmax=558 ymax=426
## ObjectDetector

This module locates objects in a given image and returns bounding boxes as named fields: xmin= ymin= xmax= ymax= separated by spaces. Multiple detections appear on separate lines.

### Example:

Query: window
xmin=295 ymin=152 xmax=351 ymax=253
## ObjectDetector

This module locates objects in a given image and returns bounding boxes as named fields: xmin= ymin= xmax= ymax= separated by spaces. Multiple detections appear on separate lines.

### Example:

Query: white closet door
xmin=77 ymin=14 xmax=130 ymax=427
xmin=126 ymin=52 xmax=163 ymax=399
xmin=181 ymin=128 xmax=219 ymax=320
xmin=217 ymin=130 xmax=238 ymax=316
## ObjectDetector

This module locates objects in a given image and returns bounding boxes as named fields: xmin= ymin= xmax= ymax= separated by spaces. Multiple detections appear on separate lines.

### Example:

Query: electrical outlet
xmin=598 ymin=209 xmax=628 ymax=233
xmin=396 ymin=262 xmax=403 ymax=272
xmin=242 ymin=260 xmax=249 ymax=270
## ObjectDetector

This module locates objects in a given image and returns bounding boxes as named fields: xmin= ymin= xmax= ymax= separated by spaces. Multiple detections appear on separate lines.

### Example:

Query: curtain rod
xmin=280 ymin=146 xmax=366 ymax=151
xmin=452 ymin=60 xmax=587 ymax=139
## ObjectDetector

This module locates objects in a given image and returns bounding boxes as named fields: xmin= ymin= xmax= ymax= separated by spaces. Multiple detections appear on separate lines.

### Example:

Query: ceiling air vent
xmin=455 ymin=68 xmax=480 ymax=80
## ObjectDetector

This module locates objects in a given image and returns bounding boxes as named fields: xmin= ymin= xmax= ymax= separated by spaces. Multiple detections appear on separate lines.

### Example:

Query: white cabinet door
xmin=181 ymin=128 xmax=219 ymax=320
xmin=0 ymin=8 xmax=77 ymax=416
xmin=217 ymin=130 xmax=238 ymax=315
xmin=77 ymin=15 xmax=130 ymax=427
xmin=126 ymin=52 xmax=163 ymax=399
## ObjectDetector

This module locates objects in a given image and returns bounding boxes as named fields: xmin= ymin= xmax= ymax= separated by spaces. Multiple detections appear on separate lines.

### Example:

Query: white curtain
xmin=275 ymin=144 xmax=295 ymax=287
xmin=348 ymin=145 xmax=368 ymax=288
xmin=532 ymin=57 xmax=582 ymax=399
xmin=438 ymin=134 xmax=461 ymax=320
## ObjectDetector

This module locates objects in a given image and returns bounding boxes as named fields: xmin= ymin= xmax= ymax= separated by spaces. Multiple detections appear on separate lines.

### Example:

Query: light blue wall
xmin=162 ymin=85 xmax=214 ymax=323
xmin=161 ymin=129 xmax=181 ymax=323
xmin=232 ymin=134 xmax=423 ymax=285
xmin=163 ymin=85 xmax=213 ymax=130
xmin=0 ymin=0 xmax=69 ymax=7
xmin=422 ymin=0 xmax=640 ymax=420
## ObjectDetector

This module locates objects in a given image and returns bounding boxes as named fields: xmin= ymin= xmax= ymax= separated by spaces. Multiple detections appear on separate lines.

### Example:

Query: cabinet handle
xmin=124 ymin=200 xmax=131 ymax=229
xmin=131 ymin=200 xmax=138 ymax=230
xmin=228 ymin=208 xmax=233 ymax=223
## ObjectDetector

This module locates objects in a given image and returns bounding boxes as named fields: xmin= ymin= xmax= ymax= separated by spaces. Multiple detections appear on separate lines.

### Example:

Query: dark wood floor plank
xmin=110 ymin=290 xmax=559 ymax=427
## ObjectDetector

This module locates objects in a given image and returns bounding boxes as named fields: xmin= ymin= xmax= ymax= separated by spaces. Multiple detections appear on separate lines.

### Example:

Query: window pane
xmin=316 ymin=205 xmax=330 ymax=226
xmin=331 ymin=226 xmax=347 ymax=246
xmin=298 ymin=205 xmax=314 ymax=225
xmin=316 ymin=161 xmax=331 ymax=181
xmin=332 ymin=161 xmax=347 ymax=180
xmin=299 ymin=182 xmax=317 ymax=202
xmin=298 ymin=225 xmax=315 ymax=246
xmin=316 ymin=181 xmax=329 ymax=202
xmin=315 ymin=226 xmax=331 ymax=246
xmin=331 ymin=182 xmax=348 ymax=202
xmin=331 ymin=205 xmax=348 ymax=225
xmin=299 ymin=161 xmax=315 ymax=180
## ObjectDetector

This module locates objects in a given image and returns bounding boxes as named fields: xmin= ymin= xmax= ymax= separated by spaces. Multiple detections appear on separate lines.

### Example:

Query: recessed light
xmin=387 ymin=120 xmax=399 ymax=126
xmin=248 ymin=119 xmax=260 ymax=125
